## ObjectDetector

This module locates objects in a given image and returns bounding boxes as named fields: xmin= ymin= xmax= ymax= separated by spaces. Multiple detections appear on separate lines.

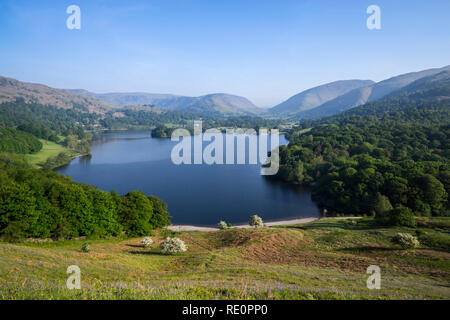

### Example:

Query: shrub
xmin=417 ymin=232 xmax=450 ymax=250
xmin=141 ymin=237 xmax=153 ymax=248
xmin=389 ymin=206 xmax=415 ymax=227
xmin=391 ymin=233 xmax=420 ymax=249
xmin=81 ymin=243 xmax=90 ymax=252
xmin=249 ymin=215 xmax=264 ymax=228
xmin=218 ymin=221 xmax=228 ymax=230
xmin=159 ymin=237 xmax=187 ymax=254
xmin=376 ymin=206 xmax=415 ymax=227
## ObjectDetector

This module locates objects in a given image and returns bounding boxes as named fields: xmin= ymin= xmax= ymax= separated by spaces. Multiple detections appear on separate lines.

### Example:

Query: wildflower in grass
xmin=81 ymin=243 xmax=90 ymax=252
xmin=249 ymin=215 xmax=264 ymax=228
xmin=141 ymin=237 xmax=153 ymax=248
xmin=218 ymin=221 xmax=228 ymax=230
xmin=159 ymin=237 xmax=187 ymax=254
xmin=391 ymin=233 xmax=420 ymax=249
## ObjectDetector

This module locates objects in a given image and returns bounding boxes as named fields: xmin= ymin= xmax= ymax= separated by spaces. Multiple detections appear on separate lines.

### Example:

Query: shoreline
xmin=168 ymin=217 xmax=321 ymax=232
xmin=167 ymin=216 xmax=362 ymax=232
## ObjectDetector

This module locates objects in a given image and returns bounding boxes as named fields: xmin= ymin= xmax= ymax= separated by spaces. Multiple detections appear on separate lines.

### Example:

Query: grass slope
xmin=24 ymin=139 xmax=75 ymax=167
xmin=0 ymin=218 xmax=449 ymax=300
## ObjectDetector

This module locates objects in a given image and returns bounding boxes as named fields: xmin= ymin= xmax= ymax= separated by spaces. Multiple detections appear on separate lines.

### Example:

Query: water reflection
xmin=57 ymin=131 xmax=320 ymax=225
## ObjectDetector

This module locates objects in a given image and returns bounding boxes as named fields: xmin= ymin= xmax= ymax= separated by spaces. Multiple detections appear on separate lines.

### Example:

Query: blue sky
xmin=0 ymin=0 xmax=449 ymax=107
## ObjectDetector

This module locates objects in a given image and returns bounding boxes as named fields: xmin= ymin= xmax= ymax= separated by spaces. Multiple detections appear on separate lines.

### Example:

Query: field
xmin=24 ymin=139 xmax=75 ymax=167
xmin=0 ymin=218 xmax=449 ymax=300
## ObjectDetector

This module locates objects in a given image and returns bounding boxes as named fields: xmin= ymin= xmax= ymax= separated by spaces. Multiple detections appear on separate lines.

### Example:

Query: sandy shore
xmin=167 ymin=217 xmax=363 ymax=232
xmin=167 ymin=217 xmax=320 ymax=232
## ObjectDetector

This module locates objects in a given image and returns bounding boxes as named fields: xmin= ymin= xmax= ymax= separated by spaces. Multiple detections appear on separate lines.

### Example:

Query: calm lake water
xmin=57 ymin=131 xmax=320 ymax=226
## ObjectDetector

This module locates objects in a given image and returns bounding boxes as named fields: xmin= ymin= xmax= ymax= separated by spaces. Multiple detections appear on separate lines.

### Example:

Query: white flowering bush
xmin=249 ymin=215 xmax=264 ymax=228
xmin=218 ymin=221 xmax=228 ymax=230
xmin=391 ymin=233 xmax=420 ymax=249
xmin=159 ymin=237 xmax=187 ymax=254
xmin=141 ymin=237 xmax=153 ymax=248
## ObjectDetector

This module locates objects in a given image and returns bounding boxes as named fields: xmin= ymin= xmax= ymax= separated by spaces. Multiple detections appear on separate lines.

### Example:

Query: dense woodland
xmin=0 ymin=154 xmax=171 ymax=241
xmin=0 ymin=127 xmax=42 ymax=154
xmin=277 ymin=98 xmax=450 ymax=221
xmin=0 ymin=99 xmax=99 ymax=139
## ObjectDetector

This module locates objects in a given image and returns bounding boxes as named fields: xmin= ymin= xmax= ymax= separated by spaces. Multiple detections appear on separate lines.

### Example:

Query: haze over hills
xmin=2 ymin=65 xmax=449 ymax=120
xmin=0 ymin=76 xmax=110 ymax=114
xmin=65 ymin=89 xmax=263 ymax=115
xmin=298 ymin=65 xmax=450 ymax=119
xmin=313 ymin=70 xmax=450 ymax=124
xmin=388 ymin=70 xmax=450 ymax=101
xmin=269 ymin=80 xmax=374 ymax=115
xmin=66 ymin=90 xmax=180 ymax=108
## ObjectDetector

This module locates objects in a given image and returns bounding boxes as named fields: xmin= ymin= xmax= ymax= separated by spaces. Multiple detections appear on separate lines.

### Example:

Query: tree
xmin=374 ymin=193 xmax=393 ymax=224
xmin=249 ymin=215 xmax=264 ymax=228
xmin=147 ymin=195 xmax=171 ymax=228
xmin=119 ymin=191 xmax=154 ymax=237
xmin=388 ymin=206 xmax=415 ymax=227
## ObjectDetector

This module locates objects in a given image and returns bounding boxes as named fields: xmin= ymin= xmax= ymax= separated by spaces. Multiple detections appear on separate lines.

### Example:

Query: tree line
xmin=0 ymin=154 xmax=171 ymax=241
xmin=276 ymin=99 xmax=449 ymax=222
xmin=0 ymin=127 xmax=42 ymax=154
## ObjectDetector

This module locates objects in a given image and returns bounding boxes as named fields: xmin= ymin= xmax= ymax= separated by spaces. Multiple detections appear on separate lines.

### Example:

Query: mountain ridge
xmin=0 ymin=76 xmax=111 ymax=114
xmin=269 ymin=79 xmax=375 ymax=115
xmin=297 ymin=65 xmax=450 ymax=119
xmin=65 ymin=89 xmax=262 ymax=115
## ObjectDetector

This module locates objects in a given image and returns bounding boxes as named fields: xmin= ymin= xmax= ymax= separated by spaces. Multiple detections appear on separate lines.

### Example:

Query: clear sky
xmin=0 ymin=0 xmax=449 ymax=107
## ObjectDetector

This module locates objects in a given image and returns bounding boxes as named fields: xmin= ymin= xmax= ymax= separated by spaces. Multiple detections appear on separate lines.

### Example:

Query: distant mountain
xmin=65 ymin=90 xmax=262 ymax=115
xmin=269 ymin=80 xmax=374 ymax=115
xmin=65 ymin=90 xmax=179 ymax=108
xmin=299 ymin=65 xmax=450 ymax=119
xmin=387 ymin=70 xmax=450 ymax=101
xmin=321 ymin=70 xmax=450 ymax=121
xmin=178 ymin=93 xmax=262 ymax=115
xmin=0 ymin=76 xmax=110 ymax=113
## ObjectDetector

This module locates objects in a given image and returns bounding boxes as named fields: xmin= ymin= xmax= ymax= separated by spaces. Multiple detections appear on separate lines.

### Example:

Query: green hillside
xmin=0 ymin=218 xmax=448 ymax=299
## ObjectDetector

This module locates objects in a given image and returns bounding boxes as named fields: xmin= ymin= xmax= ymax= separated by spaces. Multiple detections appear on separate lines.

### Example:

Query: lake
xmin=56 ymin=130 xmax=321 ymax=226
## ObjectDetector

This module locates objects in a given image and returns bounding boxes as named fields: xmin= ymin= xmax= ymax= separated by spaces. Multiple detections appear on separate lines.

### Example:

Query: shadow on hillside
xmin=126 ymin=244 xmax=144 ymax=248
xmin=283 ymin=221 xmax=385 ymax=232
xmin=338 ymin=246 xmax=399 ymax=253
xmin=128 ymin=250 xmax=161 ymax=256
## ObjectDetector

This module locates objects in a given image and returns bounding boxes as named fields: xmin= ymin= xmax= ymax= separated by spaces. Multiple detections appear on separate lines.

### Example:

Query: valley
xmin=0 ymin=65 xmax=449 ymax=301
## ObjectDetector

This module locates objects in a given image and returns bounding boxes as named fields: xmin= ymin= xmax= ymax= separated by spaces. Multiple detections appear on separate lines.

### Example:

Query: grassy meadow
xmin=0 ymin=218 xmax=449 ymax=300
xmin=24 ymin=139 xmax=75 ymax=167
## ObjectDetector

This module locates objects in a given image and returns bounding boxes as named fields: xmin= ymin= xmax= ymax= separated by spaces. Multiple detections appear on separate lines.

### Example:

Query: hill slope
xmin=0 ymin=76 xmax=110 ymax=113
xmin=298 ymin=65 xmax=450 ymax=119
xmin=66 ymin=89 xmax=262 ymax=115
xmin=269 ymin=80 xmax=374 ymax=115
xmin=1 ymin=218 xmax=449 ymax=299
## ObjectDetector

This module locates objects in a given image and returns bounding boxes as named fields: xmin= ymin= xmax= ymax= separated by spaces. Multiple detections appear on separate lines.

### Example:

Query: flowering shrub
xmin=159 ymin=237 xmax=187 ymax=254
xmin=249 ymin=215 xmax=264 ymax=228
xmin=391 ymin=233 xmax=420 ymax=249
xmin=81 ymin=243 xmax=90 ymax=252
xmin=218 ymin=221 xmax=228 ymax=230
xmin=141 ymin=237 xmax=153 ymax=248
